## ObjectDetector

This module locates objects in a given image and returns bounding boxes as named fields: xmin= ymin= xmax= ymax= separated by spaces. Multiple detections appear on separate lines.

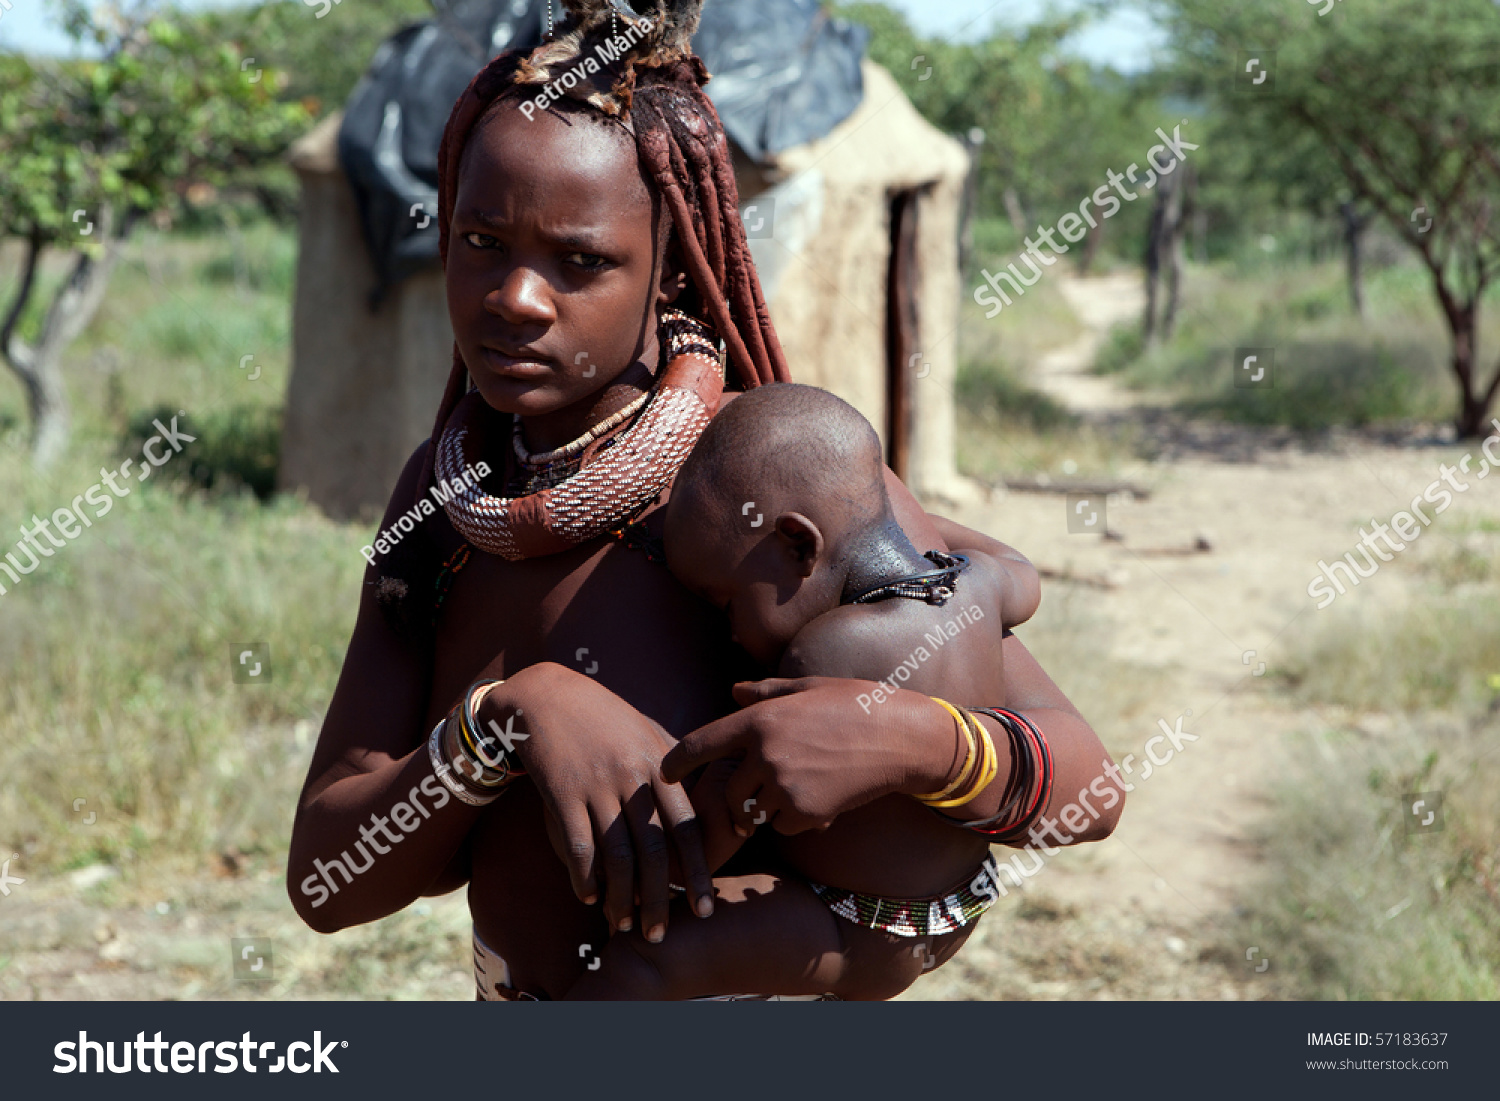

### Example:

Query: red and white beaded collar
xmin=434 ymin=313 xmax=724 ymax=560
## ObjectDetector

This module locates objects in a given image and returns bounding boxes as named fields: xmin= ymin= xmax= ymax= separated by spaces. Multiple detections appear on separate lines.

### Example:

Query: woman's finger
xmin=554 ymin=801 xmax=599 ymax=905
xmin=724 ymin=766 xmax=768 ymax=838
xmin=660 ymin=713 xmax=746 ymax=783
xmin=654 ymin=776 xmax=715 ymax=918
xmin=596 ymin=808 xmax=637 ymax=934
xmin=728 ymin=677 xmax=821 ymax=706
xmin=625 ymin=790 xmax=672 ymax=942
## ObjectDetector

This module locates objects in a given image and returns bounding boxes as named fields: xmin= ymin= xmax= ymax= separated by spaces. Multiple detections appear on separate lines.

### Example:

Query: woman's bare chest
xmin=428 ymin=535 xmax=753 ymax=737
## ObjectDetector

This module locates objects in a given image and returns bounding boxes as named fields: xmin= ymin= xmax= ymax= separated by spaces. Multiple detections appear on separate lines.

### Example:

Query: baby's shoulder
xmin=776 ymin=599 xmax=927 ymax=680
xmin=777 ymin=557 xmax=1006 ymax=680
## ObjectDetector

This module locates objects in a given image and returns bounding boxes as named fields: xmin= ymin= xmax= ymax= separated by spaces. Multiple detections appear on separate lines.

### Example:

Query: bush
xmin=957 ymin=360 xmax=1077 ymax=432
xmin=1093 ymin=321 xmax=1145 ymax=375
xmin=1100 ymin=261 xmax=1459 ymax=430
xmin=127 ymin=403 xmax=280 ymax=500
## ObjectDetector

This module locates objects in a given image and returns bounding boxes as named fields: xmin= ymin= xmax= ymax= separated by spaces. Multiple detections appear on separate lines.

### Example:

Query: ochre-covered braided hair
xmin=416 ymin=0 xmax=791 ymax=506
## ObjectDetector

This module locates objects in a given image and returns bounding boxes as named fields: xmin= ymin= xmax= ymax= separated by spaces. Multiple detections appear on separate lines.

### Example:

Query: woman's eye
xmin=463 ymin=232 xmax=499 ymax=249
xmin=566 ymin=252 xmax=608 ymax=271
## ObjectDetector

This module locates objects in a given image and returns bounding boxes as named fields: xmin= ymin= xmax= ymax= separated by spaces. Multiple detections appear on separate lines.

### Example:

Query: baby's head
xmin=665 ymin=383 xmax=899 ymax=666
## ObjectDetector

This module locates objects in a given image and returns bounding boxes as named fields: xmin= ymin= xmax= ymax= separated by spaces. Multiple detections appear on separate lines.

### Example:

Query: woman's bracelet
xmin=916 ymin=697 xmax=998 ymax=809
xmin=458 ymin=678 xmax=530 ymax=781
xmin=938 ymin=707 xmax=1054 ymax=840
xmin=915 ymin=697 xmax=976 ymax=805
xmin=427 ymin=718 xmax=502 ymax=806
xmin=426 ymin=679 xmax=530 ymax=806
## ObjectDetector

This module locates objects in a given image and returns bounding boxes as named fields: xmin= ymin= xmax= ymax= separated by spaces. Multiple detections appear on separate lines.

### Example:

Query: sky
xmin=886 ymin=0 xmax=1165 ymax=70
xmin=0 ymin=0 xmax=1165 ymax=67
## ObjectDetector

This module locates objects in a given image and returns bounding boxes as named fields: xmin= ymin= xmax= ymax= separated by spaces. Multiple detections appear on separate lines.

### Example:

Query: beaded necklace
xmin=511 ymin=389 xmax=653 ymax=469
xmin=844 ymin=551 xmax=970 ymax=607
xmin=436 ymin=308 xmax=723 ymax=561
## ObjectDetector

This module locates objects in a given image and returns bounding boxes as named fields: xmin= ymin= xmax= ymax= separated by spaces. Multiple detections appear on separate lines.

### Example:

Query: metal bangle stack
xmin=426 ymin=679 xmax=527 ymax=807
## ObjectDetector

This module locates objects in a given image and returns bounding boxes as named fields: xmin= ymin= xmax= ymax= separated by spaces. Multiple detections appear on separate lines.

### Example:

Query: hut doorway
xmin=885 ymin=188 xmax=922 ymax=480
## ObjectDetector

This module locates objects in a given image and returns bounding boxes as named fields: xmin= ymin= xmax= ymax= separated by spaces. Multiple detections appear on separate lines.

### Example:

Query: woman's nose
xmin=484 ymin=267 xmax=555 ymax=326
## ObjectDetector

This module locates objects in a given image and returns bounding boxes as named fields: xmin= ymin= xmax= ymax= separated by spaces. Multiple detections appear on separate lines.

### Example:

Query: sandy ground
xmin=4 ymin=273 xmax=1497 ymax=1001
xmin=902 ymin=271 xmax=1499 ymax=1000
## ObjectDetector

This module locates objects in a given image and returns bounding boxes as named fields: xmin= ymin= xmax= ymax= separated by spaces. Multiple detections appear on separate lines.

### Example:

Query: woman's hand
xmin=495 ymin=663 xmax=715 ymax=941
xmin=661 ymin=677 xmax=956 ymax=837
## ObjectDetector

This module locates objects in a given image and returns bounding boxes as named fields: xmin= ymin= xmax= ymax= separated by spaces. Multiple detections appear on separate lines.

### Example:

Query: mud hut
xmin=281 ymin=1 xmax=969 ymax=517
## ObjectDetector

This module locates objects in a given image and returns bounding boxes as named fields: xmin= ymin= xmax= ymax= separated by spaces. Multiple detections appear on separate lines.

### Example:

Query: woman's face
xmin=446 ymin=100 xmax=677 ymax=418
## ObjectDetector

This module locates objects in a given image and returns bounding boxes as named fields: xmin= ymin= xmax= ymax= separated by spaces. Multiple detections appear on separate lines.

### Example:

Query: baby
xmin=566 ymin=382 xmax=1035 ymax=999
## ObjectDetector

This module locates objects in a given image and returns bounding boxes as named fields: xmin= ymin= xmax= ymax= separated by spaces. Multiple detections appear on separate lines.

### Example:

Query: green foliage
xmin=1093 ymin=320 xmax=1145 ymax=375
xmin=1152 ymin=0 xmax=1500 ymax=429
xmin=957 ymin=361 xmax=1077 ymax=433
xmin=128 ymin=402 xmax=281 ymax=499
xmin=1102 ymin=261 xmax=1464 ymax=429
xmin=833 ymin=2 xmax=1165 ymax=245
xmin=0 ymin=6 xmax=311 ymax=245
xmin=193 ymin=0 xmax=434 ymax=122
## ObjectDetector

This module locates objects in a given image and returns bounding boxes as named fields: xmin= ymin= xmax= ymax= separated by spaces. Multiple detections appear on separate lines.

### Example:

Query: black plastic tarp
xmin=336 ymin=0 xmax=869 ymax=302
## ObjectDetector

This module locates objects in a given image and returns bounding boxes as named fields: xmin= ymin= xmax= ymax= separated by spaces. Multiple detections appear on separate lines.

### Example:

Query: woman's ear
xmin=773 ymin=512 xmax=825 ymax=578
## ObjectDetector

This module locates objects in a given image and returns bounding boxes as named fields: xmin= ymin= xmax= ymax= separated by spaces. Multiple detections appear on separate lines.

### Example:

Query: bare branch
xmin=0 ymin=224 xmax=43 ymax=372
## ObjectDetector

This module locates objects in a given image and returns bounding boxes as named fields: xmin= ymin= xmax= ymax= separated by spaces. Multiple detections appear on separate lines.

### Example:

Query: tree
xmin=835 ymin=1 xmax=1161 ymax=256
xmin=0 ymin=2 xmax=308 ymax=467
xmin=1155 ymin=0 xmax=1500 ymax=437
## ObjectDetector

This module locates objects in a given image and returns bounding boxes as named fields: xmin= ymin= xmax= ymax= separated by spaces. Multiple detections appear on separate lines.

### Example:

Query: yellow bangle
xmin=916 ymin=697 xmax=977 ymax=805
xmin=965 ymin=710 xmax=1000 ymax=801
xmin=926 ymin=709 xmax=999 ymax=809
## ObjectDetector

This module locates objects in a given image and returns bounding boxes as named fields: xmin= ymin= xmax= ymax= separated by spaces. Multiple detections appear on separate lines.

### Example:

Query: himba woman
xmin=288 ymin=0 xmax=1122 ymax=1000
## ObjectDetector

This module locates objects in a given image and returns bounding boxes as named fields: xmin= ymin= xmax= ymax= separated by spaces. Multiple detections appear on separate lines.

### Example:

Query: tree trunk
xmin=1341 ymin=201 xmax=1369 ymax=318
xmin=1143 ymin=169 xmax=1184 ymax=345
xmin=1002 ymin=186 xmax=1028 ymax=240
xmin=957 ymin=130 xmax=984 ymax=277
xmin=1432 ymin=280 xmax=1500 ymax=438
xmin=0 ymin=205 xmax=128 ymax=468
xmin=1162 ymin=166 xmax=1193 ymax=341
xmin=1078 ymin=221 xmax=1103 ymax=276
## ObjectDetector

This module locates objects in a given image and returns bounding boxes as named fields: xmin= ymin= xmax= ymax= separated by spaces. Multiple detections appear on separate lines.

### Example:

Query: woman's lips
xmin=480 ymin=346 xmax=555 ymax=377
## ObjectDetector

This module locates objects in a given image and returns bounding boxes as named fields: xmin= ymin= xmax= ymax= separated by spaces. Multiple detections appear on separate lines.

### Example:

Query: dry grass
xmin=1097 ymin=259 xmax=1476 ymax=431
xmin=1231 ymin=709 xmax=1500 ymax=999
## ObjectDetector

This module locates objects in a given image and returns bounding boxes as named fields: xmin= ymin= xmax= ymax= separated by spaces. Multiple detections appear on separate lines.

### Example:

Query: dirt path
xmin=905 ymin=273 xmax=1499 ymax=1000
xmin=1028 ymin=271 xmax=1150 ymax=414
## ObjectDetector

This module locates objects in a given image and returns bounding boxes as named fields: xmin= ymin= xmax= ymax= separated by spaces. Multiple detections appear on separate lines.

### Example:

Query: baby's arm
xmin=564 ymin=873 xmax=956 ymax=1001
xmin=877 ymin=467 xmax=1039 ymax=630
xmin=927 ymin=512 xmax=1040 ymax=630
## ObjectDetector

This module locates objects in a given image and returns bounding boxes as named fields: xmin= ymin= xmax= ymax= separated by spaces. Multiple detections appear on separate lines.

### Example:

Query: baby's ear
xmin=773 ymin=512 xmax=824 ymax=576
xmin=657 ymin=261 xmax=689 ymax=306
xmin=656 ymin=231 xmax=688 ymax=305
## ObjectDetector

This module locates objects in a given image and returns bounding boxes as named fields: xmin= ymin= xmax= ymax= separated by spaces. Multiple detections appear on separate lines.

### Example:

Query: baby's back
xmin=771 ymin=558 xmax=1008 ymax=897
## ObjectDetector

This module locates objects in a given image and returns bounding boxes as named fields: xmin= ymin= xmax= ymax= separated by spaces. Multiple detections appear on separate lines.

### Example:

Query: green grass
xmin=1281 ymin=592 xmax=1500 ymax=714
xmin=0 ymin=221 xmax=298 ymax=444
xmin=0 ymin=221 xmax=355 ymax=875
xmin=1235 ymin=710 xmax=1500 ymax=999
xmin=1240 ymin=582 xmax=1500 ymax=999
xmin=1092 ymin=260 xmax=1483 ymax=431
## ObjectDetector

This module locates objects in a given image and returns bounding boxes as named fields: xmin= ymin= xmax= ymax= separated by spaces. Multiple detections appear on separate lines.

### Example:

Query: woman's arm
xmin=289 ymin=446 xmax=716 ymax=938
xmin=663 ymin=475 xmax=1120 ymax=845
xmin=287 ymin=444 xmax=485 ymax=933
